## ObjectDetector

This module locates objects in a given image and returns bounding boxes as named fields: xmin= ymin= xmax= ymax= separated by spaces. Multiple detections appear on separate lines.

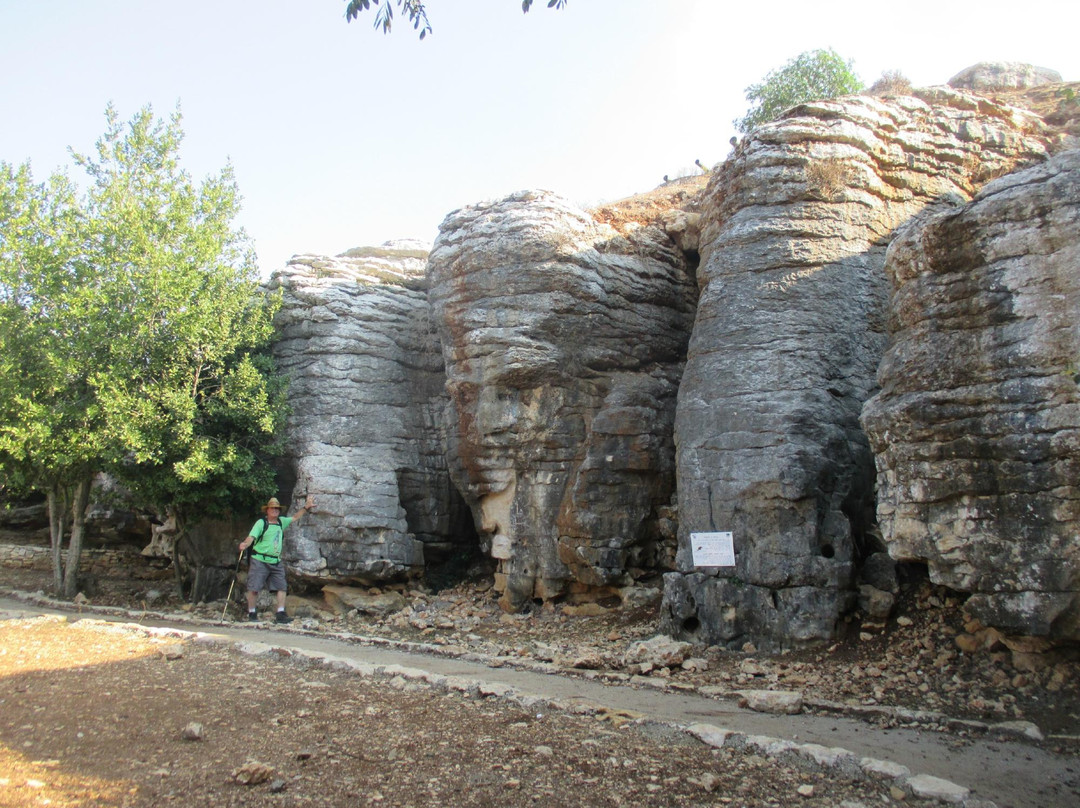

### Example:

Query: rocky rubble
xmin=4 ymin=561 xmax=1077 ymax=743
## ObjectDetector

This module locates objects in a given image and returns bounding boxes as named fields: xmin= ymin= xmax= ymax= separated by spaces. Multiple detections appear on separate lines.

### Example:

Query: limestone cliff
xmin=5 ymin=65 xmax=1079 ymax=661
xmin=256 ymin=72 xmax=1077 ymax=652
xmin=428 ymin=191 xmax=697 ymax=610
xmin=268 ymin=243 xmax=471 ymax=584
xmin=862 ymin=150 xmax=1080 ymax=640
xmin=662 ymin=88 xmax=1047 ymax=651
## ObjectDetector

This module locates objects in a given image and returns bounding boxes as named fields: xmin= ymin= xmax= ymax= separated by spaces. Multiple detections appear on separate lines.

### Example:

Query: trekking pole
xmin=220 ymin=548 xmax=245 ymax=624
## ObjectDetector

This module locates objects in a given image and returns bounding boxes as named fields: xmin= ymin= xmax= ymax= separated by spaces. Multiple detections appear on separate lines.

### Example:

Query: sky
xmin=2 ymin=0 xmax=1078 ymax=277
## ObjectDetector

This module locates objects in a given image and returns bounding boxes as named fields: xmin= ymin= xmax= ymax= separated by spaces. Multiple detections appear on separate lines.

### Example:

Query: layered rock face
xmin=663 ymin=89 xmax=1047 ymax=650
xmin=428 ymin=191 xmax=697 ymax=611
xmin=268 ymin=243 xmax=470 ymax=584
xmin=862 ymin=151 xmax=1080 ymax=640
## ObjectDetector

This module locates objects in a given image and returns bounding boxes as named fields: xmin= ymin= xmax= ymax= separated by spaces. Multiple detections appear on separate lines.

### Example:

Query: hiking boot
xmin=275 ymin=611 xmax=293 ymax=624
xmin=247 ymin=610 xmax=259 ymax=622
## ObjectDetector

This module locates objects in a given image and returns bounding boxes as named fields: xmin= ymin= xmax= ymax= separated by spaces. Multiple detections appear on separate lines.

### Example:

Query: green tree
xmin=735 ymin=48 xmax=863 ymax=134
xmin=0 ymin=161 xmax=101 ymax=595
xmin=0 ymin=105 xmax=287 ymax=598
xmin=343 ymin=0 xmax=566 ymax=38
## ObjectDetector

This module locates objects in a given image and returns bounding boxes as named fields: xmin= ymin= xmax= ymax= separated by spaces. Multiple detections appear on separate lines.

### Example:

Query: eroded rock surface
xmin=269 ymin=243 xmax=471 ymax=584
xmin=664 ymin=89 xmax=1048 ymax=650
xmin=428 ymin=191 xmax=697 ymax=610
xmin=949 ymin=62 xmax=1063 ymax=92
xmin=862 ymin=150 xmax=1080 ymax=640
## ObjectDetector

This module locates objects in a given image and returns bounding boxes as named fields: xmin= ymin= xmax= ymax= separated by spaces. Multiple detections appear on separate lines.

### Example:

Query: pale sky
xmin=2 ymin=0 xmax=1077 ymax=276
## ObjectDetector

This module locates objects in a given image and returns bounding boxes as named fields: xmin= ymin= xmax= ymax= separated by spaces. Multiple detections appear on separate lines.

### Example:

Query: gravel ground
xmin=3 ymin=560 xmax=1079 ymax=737
xmin=2 ymin=614 xmax=935 ymax=808
xmin=1 ymin=559 xmax=1078 ymax=807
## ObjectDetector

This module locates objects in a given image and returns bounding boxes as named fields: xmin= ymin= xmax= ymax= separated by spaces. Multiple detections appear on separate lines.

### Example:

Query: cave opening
xmin=395 ymin=468 xmax=487 ymax=592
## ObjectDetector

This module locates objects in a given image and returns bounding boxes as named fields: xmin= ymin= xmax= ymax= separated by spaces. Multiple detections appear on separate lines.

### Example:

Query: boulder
xmin=429 ymin=190 xmax=696 ymax=610
xmin=0 ymin=502 xmax=47 ymax=532
xmin=665 ymin=90 xmax=1047 ymax=650
xmin=623 ymin=634 xmax=695 ymax=668
xmin=948 ymin=62 xmax=1063 ymax=92
xmin=736 ymin=689 xmax=803 ymax=715
xmin=858 ymin=584 xmax=895 ymax=620
xmin=859 ymin=551 xmax=898 ymax=593
xmin=181 ymin=722 xmax=204 ymax=741
xmin=268 ymin=243 xmax=472 ymax=584
xmin=861 ymin=150 xmax=1080 ymax=640
xmin=322 ymin=584 xmax=408 ymax=616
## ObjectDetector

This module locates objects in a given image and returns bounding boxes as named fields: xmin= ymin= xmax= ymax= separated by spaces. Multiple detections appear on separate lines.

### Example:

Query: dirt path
xmin=2 ymin=596 xmax=1076 ymax=807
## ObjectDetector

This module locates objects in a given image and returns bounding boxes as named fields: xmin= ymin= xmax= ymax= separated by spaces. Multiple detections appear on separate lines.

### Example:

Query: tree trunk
xmin=171 ymin=510 xmax=231 ymax=604
xmin=171 ymin=537 xmax=186 ymax=600
xmin=61 ymin=476 xmax=93 ymax=599
xmin=47 ymin=486 xmax=67 ymax=594
xmin=168 ymin=509 xmax=189 ymax=600
xmin=191 ymin=564 xmax=231 ymax=604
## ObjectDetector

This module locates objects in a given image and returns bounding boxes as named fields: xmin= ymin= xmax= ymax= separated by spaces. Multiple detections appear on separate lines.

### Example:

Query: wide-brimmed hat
xmin=261 ymin=497 xmax=283 ymax=512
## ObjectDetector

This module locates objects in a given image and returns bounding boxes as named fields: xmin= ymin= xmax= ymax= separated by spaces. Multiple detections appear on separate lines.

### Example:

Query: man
xmin=239 ymin=494 xmax=315 ymax=623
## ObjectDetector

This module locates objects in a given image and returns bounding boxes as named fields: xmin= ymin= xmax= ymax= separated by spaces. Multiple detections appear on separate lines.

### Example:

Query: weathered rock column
xmin=664 ymin=90 xmax=1047 ymax=651
xmin=269 ymin=242 xmax=468 ymax=584
xmin=429 ymin=191 xmax=697 ymax=610
xmin=862 ymin=150 xmax=1080 ymax=641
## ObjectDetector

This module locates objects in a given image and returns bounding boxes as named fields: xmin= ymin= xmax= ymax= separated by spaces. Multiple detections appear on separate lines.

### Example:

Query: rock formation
xmin=949 ymin=62 xmax=1063 ymax=92
xmin=9 ymin=64 xmax=1068 ymax=655
xmin=0 ymin=477 xmax=153 ymax=550
xmin=268 ymin=242 xmax=471 ymax=584
xmin=663 ymin=88 xmax=1048 ymax=651
xmin=428 ymin=191 xmax=697 ymax=611
xmin=861 ymin=150 xmax=1080 ymax=640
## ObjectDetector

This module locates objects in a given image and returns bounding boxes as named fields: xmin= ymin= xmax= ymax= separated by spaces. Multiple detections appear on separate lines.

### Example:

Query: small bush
xmin=867 ymin=70 xmax=913 ymax=98
xmin=805 ymin=158 xmax=855 ymax=200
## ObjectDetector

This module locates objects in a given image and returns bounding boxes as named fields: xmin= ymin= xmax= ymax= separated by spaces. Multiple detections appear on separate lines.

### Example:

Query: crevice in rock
xmin=415 ymin=479 xmax=485 ymax=592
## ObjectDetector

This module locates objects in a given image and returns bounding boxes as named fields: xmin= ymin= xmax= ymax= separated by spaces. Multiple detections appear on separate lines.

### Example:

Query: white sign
xmin=691 ymin=531 xmax=736 ymax=567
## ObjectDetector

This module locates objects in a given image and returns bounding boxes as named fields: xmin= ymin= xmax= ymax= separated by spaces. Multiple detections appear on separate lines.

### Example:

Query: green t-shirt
xmin=249 ymin=516 xmax=293 ymax=561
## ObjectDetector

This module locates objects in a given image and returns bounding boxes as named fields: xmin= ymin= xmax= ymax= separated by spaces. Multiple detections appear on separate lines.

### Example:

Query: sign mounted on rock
xmin=690 ymin=532 xmax=735 ymax=567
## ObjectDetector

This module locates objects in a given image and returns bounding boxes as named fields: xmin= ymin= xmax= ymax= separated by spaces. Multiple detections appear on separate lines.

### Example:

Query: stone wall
xmin=0 ymin=542 xmax=144 ymax=575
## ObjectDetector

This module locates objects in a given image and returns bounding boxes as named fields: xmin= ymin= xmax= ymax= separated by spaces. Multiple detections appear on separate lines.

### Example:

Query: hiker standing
xmin=239 ymin=494 xmax=315 ymax=623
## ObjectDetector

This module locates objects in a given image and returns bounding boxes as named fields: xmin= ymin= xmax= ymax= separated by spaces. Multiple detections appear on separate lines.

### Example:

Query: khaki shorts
xmin=247 ymin=558 xmax=287 ymax=592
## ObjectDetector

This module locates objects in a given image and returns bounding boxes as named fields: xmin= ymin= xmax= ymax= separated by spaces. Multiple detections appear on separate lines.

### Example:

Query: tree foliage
xmin=735 ymin=48 xmax=863 ymax=134
xmin=344 ymin=0 xmax=566 ymax=38
xmin=521 ymin=0 xmax=568 ymax=12
xmin=0 ymin=105 xmax=287 ymax=597
xmin=0 ymin=161 xmax=98 ymax=594
xmin=345 ymin=0 xmax=431 ymax=38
